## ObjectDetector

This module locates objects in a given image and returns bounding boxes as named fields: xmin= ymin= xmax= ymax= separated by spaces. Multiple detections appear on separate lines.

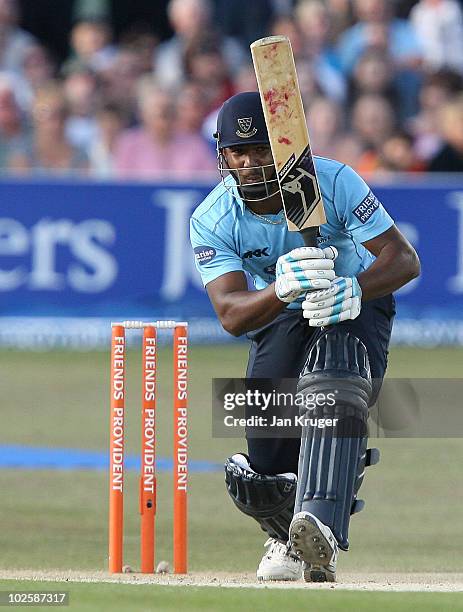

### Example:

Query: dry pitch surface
xmin=0 ymin=570 xmax=462 ymax=592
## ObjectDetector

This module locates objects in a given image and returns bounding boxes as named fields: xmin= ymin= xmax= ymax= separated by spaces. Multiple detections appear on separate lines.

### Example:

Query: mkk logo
xmin=243 ymin=247 xmax=270 ymax=259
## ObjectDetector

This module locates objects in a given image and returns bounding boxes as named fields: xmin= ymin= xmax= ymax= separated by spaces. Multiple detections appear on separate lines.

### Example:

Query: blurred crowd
xmin=1 ymin=0 xmax=463 ymax=179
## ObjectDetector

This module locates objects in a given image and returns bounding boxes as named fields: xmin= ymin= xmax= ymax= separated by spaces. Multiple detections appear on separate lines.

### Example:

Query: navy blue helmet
xmin=214 ymin=92 xmax=278 ymax=202
xmin=214 ymin=92 xmax=270 ymax=149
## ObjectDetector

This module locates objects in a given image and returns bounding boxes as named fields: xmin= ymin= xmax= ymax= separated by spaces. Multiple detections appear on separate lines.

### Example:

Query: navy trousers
xmin=245 ymin=295 xmax=395 ymax=474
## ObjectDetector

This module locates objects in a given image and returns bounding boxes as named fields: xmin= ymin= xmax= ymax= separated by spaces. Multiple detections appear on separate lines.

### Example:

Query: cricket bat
xmin=250 ymin=36 xmax=326 ymax=247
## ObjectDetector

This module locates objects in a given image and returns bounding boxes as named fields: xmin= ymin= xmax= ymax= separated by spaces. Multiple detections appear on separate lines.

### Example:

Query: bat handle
xmin=300 ymin=227 xmax=318 ymax=248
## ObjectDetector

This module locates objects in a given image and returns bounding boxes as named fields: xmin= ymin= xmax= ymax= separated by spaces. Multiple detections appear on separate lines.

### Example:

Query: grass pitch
xmin=1 ymin=580 xmax=462 ymax=612
xmin=0 ymin=345 xmax=462 ymax=610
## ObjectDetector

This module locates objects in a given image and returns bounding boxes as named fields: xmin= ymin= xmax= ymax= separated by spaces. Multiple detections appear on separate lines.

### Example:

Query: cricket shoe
xmin=289 ymin=512 xmax=338 ymax=582
xmin=256 ymin=538 xmax=303 ymax=581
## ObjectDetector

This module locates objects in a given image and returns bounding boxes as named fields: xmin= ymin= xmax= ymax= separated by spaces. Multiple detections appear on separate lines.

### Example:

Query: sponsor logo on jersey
xmin=236 ymin=117 xmax=258 ymax=139
xmin=194 ymin=246 xmax=216 ymax=265
xmin=353 ymin=191 xmax=381 ymax=224
xmin=243 ymin=247 xmax=270 ymax=259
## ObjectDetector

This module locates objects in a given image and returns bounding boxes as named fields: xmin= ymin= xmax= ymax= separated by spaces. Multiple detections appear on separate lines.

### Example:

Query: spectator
xmin=325 ymin=0 xmax=354 ymax=39
xmin=351 ymin=93 xmax=396 ymax=174
xmin=184 ymin=33 xmax=234 ymax=112
xmin=352 ymin=94 xmax=396 ymax=148
xmin=233 ymin=63 xmax=258 ymax=93
xmin=305 ymin=96 xmax=345 ymax=159
xmin=176 ymin=81 xmax=210 ymax=135
xmin=338 ymin=0 xmax=424 ymax=118
xmin=21 ymin=44 xmax=55 ymax=96
xmin=337 ymin=0 xmax=423 ymax=74
xmin=269 ymin=15 xmax=304 ymax=59
xmin=154 ymin=0 xmax=245 ymax=89
xmin=102 ymin=47 xmax=146 ymax=118
xmin=304 ymin=94 xmax=366 ymax=169
xmin=0 ymin=75 xmax=28 ymax=169
xmin=0 ymin=0 xmax=36 ymax=74
xmin=114 ymin=80 xmax=216 ymax=179
xmin=349 ymin=48 xmax=398 ymax=110
xmin=408 ymin=69 xmax=463 ymax=161
xmin=214 ymin=0 xmax=276 ymax=48
xmin=63 ymin=68 xmax=100 ymax=152
xmin=63 ymin=18 xmax=117 ymax=75
xmin=335 ymin=133 xmax=364 ymax=168
xmin=119 ymin=25 xmax=159 ymax=76
xmin=201 ymin=63 xmax=258 ymax=149
xmin=89 ymin=102 xmax=129 ymax=177
xmin=410 ymin=0 xmax=463 ymax=75
xmin=0 ymin=43 xmax=52 ymax=115
xmin=295 ymin=58 xmax=324 ymax=109
xmin=9 ymin=82 xmax=88 ymax=175
xmin=429 ymin=94 xmax=463 ymax=171
xmin=378 ymin=130 xmax=426 ymax=173
xmin=294 ymin=0 xmax=346 ymax=102
xmin=1 ymin=1 xmax=459 ymax=179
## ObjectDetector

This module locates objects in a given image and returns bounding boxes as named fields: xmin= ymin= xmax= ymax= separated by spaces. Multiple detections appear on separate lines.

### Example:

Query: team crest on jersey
xmin=236 ymin=117 xmax=257 ymax=138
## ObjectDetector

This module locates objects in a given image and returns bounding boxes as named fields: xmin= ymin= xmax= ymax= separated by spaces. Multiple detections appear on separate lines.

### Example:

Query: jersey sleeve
xmin=190 ymin=216 xmax=244 ymax=286
xmin=335 ymin=165 xmax=394 ymax=243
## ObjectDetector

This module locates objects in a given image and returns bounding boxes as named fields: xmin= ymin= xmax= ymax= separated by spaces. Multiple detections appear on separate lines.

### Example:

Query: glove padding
xmin=275 ymin=246 xmax=338 ymax=303
xmin=302 ymin=276 xmax=362 ymax=326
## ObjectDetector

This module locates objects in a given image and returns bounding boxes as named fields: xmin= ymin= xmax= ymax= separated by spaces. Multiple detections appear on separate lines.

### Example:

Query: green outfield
xmin=0 ymin=345 xmax=462 ymax=610
xmin=0 ymin=580 xmax=462 ymax=612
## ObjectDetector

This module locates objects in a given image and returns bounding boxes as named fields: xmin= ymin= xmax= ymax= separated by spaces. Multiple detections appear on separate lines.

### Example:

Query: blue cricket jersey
xmin=190 ymin=157 xmax=394 ymax=309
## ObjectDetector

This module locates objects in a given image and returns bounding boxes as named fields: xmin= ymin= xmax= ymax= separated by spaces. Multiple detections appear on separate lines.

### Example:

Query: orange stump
xmin=108 ymin=320 xmax=188 ymax=574
xmin=173 ymin=325 xmax=188 ymax=574
xmin=109 ymin=325 xmax=125 ymax=573
xmin=140 ymin=326 xmax=156 ymax=573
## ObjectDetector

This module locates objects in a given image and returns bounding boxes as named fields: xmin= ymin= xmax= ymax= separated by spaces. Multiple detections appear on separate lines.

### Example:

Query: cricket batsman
xmin=190 ymin=92 xmax=420 ymax=582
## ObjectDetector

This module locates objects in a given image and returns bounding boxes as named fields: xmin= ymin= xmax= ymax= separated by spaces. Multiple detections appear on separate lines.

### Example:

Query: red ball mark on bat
xmin=264 ymin=84 xmax=293 ymax=116
xmin=278 ymin=137 xmax=292 ymax=145
xmin=262 ymin=44 xmax=278 ymax=63
xmin=264 ymin=89 xmax=280 ymax=115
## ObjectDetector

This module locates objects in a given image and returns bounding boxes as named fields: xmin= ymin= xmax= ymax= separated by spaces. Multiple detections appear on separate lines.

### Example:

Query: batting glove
xmin=275 ymin=246 xmax=337 ymax=303
xmin=302 ymin=276 xmax=362 ymax=326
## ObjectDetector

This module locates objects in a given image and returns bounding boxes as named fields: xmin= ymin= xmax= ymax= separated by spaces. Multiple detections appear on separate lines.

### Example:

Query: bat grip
xmin=300 ymin=227 xmax=318 ymax=247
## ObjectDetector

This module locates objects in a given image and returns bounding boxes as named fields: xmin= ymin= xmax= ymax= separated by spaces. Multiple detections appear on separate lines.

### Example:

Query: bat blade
xmin=250 ymin=36 xmax=326 ymax=246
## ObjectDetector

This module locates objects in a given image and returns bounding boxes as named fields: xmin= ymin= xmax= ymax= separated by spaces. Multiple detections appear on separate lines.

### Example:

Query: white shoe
xmin=289 ymin=512 xmax=338 ymax=582
xmin=256 ymin=538 xmax=303 ymax=581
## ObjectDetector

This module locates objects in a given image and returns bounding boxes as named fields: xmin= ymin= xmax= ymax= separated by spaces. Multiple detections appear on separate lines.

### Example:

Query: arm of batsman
xmin=302 ymin=276 xmax=362 ymax=326
xmin=274 ymin=246 xmax=338 ymax=303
